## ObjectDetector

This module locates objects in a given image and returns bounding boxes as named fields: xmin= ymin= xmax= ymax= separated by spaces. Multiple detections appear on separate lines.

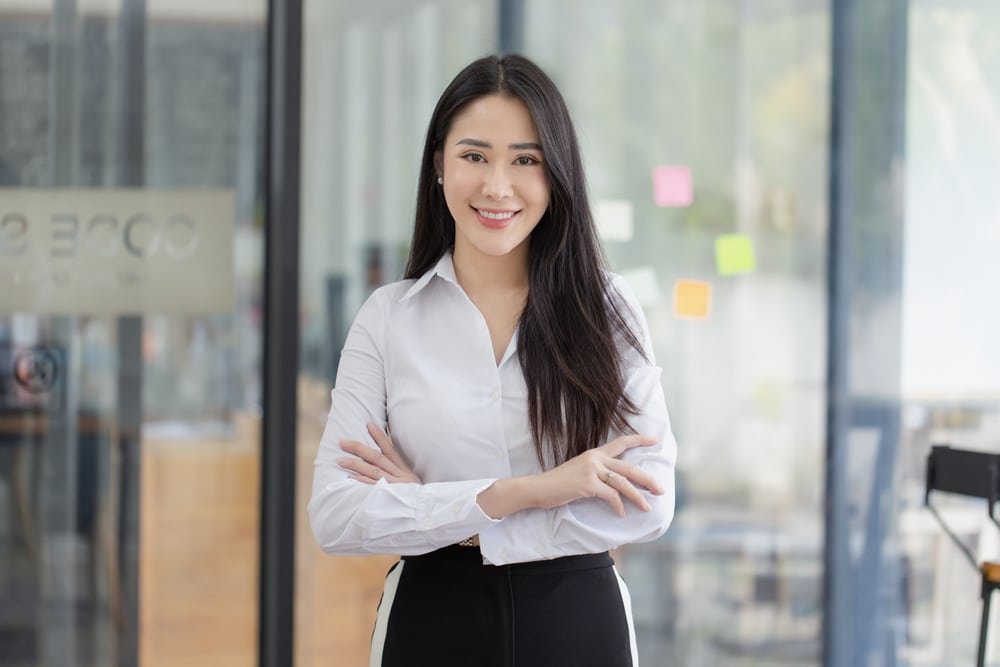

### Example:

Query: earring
xmin=437 ymin=176 xmax=443 ymax=185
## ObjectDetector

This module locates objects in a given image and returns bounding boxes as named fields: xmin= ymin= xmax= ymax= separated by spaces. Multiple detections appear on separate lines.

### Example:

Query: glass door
xmin=0 ymin=1 xmax=267 ymax=665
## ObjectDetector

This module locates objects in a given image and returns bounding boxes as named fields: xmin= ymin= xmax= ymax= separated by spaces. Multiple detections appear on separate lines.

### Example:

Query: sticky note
xmin=594 ymin=199 xmax=634 ymax=242
xmin=715 ymin=234 xmax=756 ymax=275
xmin=751 ymin=381 xmax=784 ymax=419
xmin=673 ymin=279 xmax=711 ymax=319
xmin=652 ymin=165 xmax=693 ymax=207
xmin=619 ymin=266 xmax=662 ymax=308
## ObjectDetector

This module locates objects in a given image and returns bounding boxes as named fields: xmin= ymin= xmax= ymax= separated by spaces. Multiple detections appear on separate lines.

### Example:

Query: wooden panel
xmin=140 ymin=415 xmax=260 ymax=667
xmin=295 ymin=377 xmax=396 ymax=667
xmin=140 ymin=390 xmax=397 ymax=667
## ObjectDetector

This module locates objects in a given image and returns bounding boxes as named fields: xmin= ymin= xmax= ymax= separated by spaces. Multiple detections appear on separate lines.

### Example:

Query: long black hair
xmin=404 ymin=54 xmax=645 ymax=466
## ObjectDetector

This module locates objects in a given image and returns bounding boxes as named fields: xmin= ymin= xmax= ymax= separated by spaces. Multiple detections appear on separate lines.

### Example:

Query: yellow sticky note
xmin=715 ymin=234 xmax=756 ymax=275
xmin=673 ymin=279 xmax=712 ymax=319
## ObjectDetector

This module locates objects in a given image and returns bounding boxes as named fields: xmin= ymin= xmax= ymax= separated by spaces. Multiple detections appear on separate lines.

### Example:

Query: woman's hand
xmin=532 ymin=434 xmax=664 ymax=516
xmin=338 ymin=423 xmax=422 ymax=485
xmin=476 ymin=434 xmax=664 ymax=519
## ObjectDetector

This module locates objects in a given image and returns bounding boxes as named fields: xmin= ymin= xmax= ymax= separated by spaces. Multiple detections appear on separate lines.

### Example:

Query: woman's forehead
xmin=445 ymin=94 xmax=540 ymax=146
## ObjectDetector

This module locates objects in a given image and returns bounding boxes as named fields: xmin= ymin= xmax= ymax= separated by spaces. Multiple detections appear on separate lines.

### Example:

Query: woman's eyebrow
xmin=456 ymin=138 xmax=542 ymax=151
xmin=456 ymin=138 xmax=490 ymax=148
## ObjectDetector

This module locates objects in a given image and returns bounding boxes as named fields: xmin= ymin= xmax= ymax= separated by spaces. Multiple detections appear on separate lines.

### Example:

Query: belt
xmin=457 ymin=535 xmax=479 ymax=547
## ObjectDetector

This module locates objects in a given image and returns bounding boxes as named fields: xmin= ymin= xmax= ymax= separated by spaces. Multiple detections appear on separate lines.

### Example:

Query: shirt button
xmin=491 ymin=390 xmax=500 ymax=401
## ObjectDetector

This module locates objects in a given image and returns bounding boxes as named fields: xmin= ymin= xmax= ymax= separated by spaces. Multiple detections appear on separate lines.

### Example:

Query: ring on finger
xmin=604 ymin=471 xmax=616 ymax=485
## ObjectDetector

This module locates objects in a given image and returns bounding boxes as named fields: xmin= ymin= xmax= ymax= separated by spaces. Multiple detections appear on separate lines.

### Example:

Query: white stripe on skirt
xmin=613 ymin=567 xmax=639 ymax=667
xmin=369 ymin=561 xmax=405 ymax=667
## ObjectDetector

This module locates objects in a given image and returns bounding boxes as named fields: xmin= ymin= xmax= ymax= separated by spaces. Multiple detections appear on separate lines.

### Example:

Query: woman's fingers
xmin=592 ymin=480 xmax=626 ymax=517
xmin=341 ymin=439 xmax=403 ymax=476
xmin=346 ymin=473 xmax=379 ymax=485
xmin=599 ymin=433 xmax=658 ymax=459
xmin=596 ymin=483 xmax=625 ymax=517
xmin=365 ymin=423 xmax=422 ymax=484
xmin=533 ymin=439 xmax=663 ymax=515
xmin=339 ymin=440 xmax=404 ymax=478
xmin=337 ymin=455 xmax=386 ymax=481
xmin=367 ymin=423 xmax=405 ymax=467
xmin=602 ymin=468 xmax=651 ymax=512
xmin=605 ymin=459 xmax=665 ymax=495
xmin=339 ymin=429 xmax=422 ymax=485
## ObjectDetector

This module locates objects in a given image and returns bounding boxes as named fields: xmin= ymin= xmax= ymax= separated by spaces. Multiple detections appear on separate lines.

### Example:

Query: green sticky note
xmin=715 ymin=234 xmax=756 ymax=275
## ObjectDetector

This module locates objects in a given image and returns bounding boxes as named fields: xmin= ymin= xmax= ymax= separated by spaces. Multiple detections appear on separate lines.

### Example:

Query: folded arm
xmin=307 ymin=288 xmax=501 ymax=556
xmin=476 ymin=275 xmax=677 ymax=564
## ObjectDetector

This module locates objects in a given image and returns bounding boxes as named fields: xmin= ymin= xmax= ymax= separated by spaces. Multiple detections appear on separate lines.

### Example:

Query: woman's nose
xmin=482 ymin=165 xmax=513 ymax=200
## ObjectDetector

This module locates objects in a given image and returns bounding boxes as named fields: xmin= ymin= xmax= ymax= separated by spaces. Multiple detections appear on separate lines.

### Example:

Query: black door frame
xmin=260 ymin=1 xmax=302 ymax=666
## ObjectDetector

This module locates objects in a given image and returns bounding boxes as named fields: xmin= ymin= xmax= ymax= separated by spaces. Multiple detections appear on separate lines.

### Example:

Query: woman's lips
xmin=473 ymin=207 xmax=519 ymax=229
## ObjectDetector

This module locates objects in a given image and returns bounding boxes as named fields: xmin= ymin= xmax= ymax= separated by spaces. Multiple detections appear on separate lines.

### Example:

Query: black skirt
xmin=370 ymin=544 xmax=637 ymax=667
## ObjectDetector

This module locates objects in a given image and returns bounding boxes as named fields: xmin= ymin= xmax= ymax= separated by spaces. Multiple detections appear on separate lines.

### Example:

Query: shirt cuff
xmin=363 ymin=477 xmax=501 ymax=546
xmin=477 ymin=508 xmax=556 ymax=565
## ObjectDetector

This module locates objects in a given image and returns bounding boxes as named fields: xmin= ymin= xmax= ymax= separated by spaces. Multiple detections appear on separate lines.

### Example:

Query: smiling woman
xmin=439 ymin=94 xmax=550 ymax=265
xmin=308 ymin=54 xmax=677 ymax=667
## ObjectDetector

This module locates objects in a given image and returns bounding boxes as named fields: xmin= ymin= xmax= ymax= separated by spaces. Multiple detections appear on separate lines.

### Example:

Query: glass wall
xmin=524 ymin=2 xmax=829 ymax=664
xmin=896 ymin=2 xmax=1000 ymax=664
xmin=297 ymin=1 xmax=1000 ymax=666
xmin=0 ymin=1 xmax=266 ymax=665
xmin=297 ymin=1 xmax=829 ymax=665
xmin=295 ymin=2 xmax=498 ymax=666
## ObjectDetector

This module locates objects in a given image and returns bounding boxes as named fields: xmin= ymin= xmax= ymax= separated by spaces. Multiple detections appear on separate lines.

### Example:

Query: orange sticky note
xmin=652 ymin=165 xmax=693 ymax=207
xmin=673 ymin=279 xmax=711 ymax=319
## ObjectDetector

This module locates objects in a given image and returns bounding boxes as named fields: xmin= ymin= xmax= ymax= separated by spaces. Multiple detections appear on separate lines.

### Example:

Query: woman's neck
xmin=452 ymin=243 xmax=530 ymax=296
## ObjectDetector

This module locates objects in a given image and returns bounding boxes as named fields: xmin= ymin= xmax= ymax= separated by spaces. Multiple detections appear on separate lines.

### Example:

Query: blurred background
xmin=1 ymin=0 xmax=999 ymax=665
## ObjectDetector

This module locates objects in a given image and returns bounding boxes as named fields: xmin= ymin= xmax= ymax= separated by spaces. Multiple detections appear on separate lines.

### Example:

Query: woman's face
xmin=439 ymin=93 xmax=551 ymax=264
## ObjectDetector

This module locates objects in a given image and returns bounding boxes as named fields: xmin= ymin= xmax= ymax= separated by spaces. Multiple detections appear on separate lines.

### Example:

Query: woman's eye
xmin=462 ymin=153 xmax=485 ymax=163
xmin=515 ymin=155 xmax=540 ymax=166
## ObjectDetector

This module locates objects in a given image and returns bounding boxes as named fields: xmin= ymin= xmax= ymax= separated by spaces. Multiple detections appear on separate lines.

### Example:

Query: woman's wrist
xmin=477 ymin=475 xmax=541 ymax=519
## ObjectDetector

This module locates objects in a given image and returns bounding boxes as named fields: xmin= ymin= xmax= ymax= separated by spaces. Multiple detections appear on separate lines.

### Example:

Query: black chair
xmin=925 ymin=445 xmax=1000 ymax=667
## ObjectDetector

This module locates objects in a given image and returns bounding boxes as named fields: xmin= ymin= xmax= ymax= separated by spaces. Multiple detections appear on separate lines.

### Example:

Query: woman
xmin=308 ymin=54 xmax=677 ymax=667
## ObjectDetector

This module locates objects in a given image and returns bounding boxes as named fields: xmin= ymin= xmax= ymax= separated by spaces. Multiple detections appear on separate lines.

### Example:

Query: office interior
xmin=1 ymin=0 xmax=999 ymax=665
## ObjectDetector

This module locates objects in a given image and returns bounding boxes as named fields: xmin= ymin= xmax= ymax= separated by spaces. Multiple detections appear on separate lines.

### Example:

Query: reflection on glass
xmin=0 ymin=2 xmax=266 ymax=666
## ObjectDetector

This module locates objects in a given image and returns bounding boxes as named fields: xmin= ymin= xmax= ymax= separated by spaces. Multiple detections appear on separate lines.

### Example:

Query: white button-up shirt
xmin=308 ymin=252 xmax=677 ymax=565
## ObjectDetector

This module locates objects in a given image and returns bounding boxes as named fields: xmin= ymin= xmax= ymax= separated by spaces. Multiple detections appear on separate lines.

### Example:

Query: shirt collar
xmin=399 ymin=252 xmax=459 ymax=301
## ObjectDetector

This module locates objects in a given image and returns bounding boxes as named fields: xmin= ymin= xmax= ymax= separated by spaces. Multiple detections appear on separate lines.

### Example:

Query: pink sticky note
xmin=651 ymin=165 xmax=693 ymax=207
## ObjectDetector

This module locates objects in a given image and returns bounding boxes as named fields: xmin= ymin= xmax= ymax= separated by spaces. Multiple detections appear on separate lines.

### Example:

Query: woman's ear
xmin=433 ymin=150 xmax=443 ymax=180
